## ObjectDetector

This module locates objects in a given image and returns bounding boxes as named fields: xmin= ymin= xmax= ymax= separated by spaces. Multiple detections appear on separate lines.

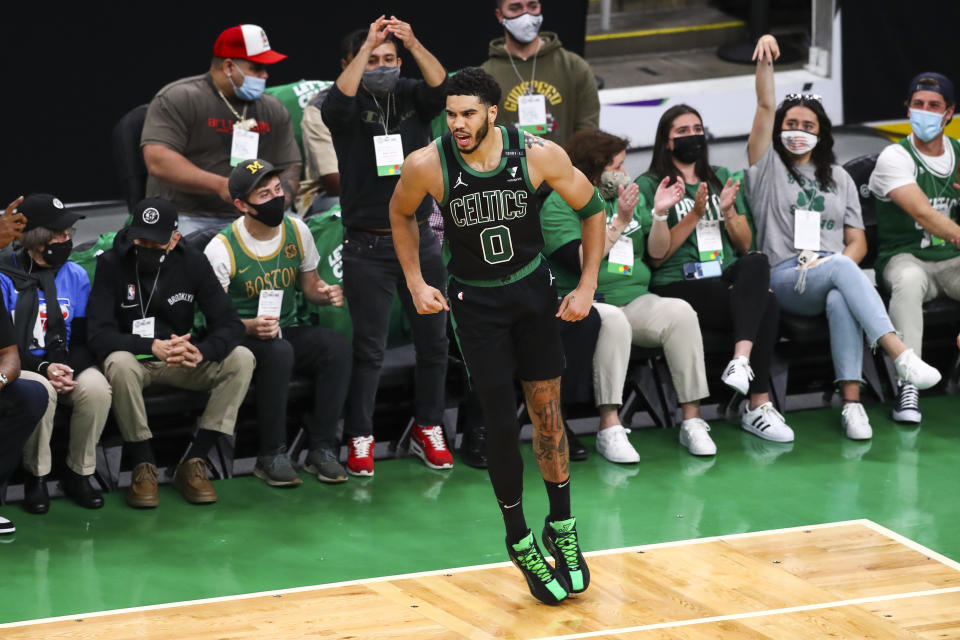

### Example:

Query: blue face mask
xmin=909 ymin=108 xmax=945 ymax=142
xmin=231 ymin=62 xmax=266 ymax=102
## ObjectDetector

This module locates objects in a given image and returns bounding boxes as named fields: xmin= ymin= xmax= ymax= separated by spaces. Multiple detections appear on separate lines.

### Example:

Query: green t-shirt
xmin=217 ymin=216 xmax=305 ymax=328
xmin=540 ymin=189 xmax=652 ymax=306
xmin=875 ymin=136 xmax=960 ymax=280
xmin=636 ymin=166 xmax=749 ymax=287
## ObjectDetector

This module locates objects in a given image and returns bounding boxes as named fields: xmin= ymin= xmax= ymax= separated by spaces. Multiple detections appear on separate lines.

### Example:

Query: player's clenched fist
xmin=410 ymin=283 xmax=449 ymax=314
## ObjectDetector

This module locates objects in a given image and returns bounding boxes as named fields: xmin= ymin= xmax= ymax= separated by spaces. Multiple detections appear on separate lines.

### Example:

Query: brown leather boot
xmin=126 ymin=463 xmax=159 ymax=508
xmin=173 ymin=458 xmax=217 ymax=504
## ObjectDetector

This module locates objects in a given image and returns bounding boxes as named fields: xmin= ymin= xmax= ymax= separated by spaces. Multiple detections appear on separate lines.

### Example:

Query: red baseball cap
xmin=213 ymin=24 xmax=287 ymax=64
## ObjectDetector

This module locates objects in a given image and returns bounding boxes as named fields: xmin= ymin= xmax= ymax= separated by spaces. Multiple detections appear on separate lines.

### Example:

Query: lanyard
xmin=248 ymin=225 xmax=285 ymax=290
xmin=217 ymin=89 xmax=249 ymax=125
xmin=370 ymin=92 xmax=393 ymax=136
xmin=134 ymin=262 xmax=162 ymax=320
xmin=506 ymin=42 xmax=540 ymax=96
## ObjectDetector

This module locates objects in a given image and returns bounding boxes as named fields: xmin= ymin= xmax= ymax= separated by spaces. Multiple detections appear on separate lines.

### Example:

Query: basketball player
xmin=389 ymin=67 xmax=605 ymax=604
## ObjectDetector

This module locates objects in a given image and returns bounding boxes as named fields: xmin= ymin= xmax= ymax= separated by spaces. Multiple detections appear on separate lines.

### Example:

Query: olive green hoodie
xmin=481 ymin=32 xmax=599 ymax=146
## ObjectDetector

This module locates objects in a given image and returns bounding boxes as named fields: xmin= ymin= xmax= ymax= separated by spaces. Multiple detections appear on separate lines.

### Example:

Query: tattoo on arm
xmin=523 ymin=378 xmax=569 ymax=481
xmin=523 ymin=131 xmax=545 ymax=149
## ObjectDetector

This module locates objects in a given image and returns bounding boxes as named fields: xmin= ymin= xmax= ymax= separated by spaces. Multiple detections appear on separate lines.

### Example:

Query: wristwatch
xmin=0 ymin=372 xmax=7 ymax=389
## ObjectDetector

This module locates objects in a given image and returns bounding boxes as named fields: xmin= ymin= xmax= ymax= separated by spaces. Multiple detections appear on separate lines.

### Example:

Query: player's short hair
xmin=340 ymin=28 xmax=399 ymax=60
xmin=563 ymin=129 xmax=628 ymax=185
xmin=445 ymin=67 xmax=502 ymax=108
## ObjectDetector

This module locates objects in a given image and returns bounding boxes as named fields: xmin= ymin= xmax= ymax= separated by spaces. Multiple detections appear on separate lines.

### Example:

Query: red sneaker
xmin=347 ymin=436 xmax=375 ymax=476
xmin=410 ymin=423 xmax=454 ymax=470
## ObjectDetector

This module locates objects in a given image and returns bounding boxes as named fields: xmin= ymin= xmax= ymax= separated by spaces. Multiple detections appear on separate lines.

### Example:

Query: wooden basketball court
xmin=3 ymin=519 xmax=958 ymax=639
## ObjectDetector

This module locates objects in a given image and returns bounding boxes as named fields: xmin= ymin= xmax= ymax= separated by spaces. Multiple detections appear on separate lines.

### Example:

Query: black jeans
xmin=341 ymin=226 xmax=449 ymax=437
xmin=651 ymin=252 xmax=779 ymax=394
xmin=242 ymin=325 xmax=352 ymax=454
xmin=0 ymin=378 xmax=49 ymax=485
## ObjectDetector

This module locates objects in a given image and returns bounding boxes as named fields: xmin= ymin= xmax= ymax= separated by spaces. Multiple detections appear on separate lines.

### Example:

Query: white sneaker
xmin=891 ymin=383 xmax=922 ymax=424
xmin=0 ymin=515 xmax=14 ymax=535
xmin=841 ymin=402 xmax=873 ymax=440
xmin=679 ymin=418 xmax=717 ymax=456
xmin=595 ymin=425 xmax=640 ymax=464
xmin=721 ymin=356 xmax=754 ymax=395
xmin=741 ymin=402 xmax=794 ymax=443
xmin=894 ymin=349 xmax=941 ymax=390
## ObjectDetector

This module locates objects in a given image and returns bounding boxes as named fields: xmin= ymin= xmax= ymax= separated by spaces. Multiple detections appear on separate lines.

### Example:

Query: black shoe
xmin=22 ymin=475 xmax=50 ymax=514
xmin=460 ymin=428 xmax=488 ymax=469
xmin=506 ymin=530 xmax=570 ymax=605
xmin=565 ymin=424 xmax=589 ymax=461
xmin=542 ymin=516 xmax=590 ymax=594
xmin=60 ymin=471 xmax=104 ymax=509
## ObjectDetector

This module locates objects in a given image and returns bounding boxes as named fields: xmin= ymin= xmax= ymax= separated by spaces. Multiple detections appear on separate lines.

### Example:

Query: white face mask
xmin=780 ymin=130 xmax=818 ymax=155
xmin=502 ymin=13 xmax=543 ymax=44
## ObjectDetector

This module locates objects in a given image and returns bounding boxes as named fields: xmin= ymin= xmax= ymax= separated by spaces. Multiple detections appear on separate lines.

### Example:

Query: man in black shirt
xmin=322 ymin=17 xmax=452 ymax=476
xmin=0 ymin=211 xmax=48 ymax=535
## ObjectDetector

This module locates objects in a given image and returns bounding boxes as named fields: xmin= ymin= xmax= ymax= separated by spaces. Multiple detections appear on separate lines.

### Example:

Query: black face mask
xmin=671 ymin=134 xmax=707 ymax=164
xmin=136 ymin=245 xmax=167 ymax=275
xmin=42 ymin=240 xmax=73 ymax=267
xmin=249 ymin=195 xmax=285 ymax=227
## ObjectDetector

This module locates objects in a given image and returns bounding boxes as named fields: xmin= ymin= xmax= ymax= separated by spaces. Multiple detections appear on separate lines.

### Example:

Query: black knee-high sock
xmin=544 ymin=476 xmax=571 ymax=523
xmin=183 ymin=429 xmax=221 ymax=461
xmin=477 ymin=383 xmax=528 ymax=544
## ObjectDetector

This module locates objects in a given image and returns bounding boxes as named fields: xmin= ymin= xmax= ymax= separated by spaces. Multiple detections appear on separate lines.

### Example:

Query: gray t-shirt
xmin=745 ymin=145 xmax=863 ymax=266
xmin=141 ymin=73 xmax=301 ymax=218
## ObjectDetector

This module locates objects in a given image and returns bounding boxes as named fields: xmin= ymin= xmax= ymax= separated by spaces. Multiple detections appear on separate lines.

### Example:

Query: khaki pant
xmin=620 ymin=293 xmax=710 ymax=405
xmin=102 ymin=347 xmax=255 ymax=442
xmin=19 ymin=368 xmax=112 ymax=476
xmin=883 ymin=253 xmax=960 ymax=357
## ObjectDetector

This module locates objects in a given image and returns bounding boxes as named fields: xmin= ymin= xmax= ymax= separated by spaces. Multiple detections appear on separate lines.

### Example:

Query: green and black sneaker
xmin=507 ymin=531 xmax=570 ymax=604
xmin=542 ymin=517 xmax=590 ymax=594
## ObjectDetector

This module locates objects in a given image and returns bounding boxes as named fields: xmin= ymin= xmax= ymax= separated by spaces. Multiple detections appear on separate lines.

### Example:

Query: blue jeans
xmin=0 ymin=378 xmax=48 ymax=485
xmin=770 ymin=253 xmax=895 ymax=382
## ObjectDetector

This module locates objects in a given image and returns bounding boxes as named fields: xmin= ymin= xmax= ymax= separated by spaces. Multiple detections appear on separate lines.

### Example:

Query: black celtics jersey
xmin=438 ymin=126 xmax=543 ymax=281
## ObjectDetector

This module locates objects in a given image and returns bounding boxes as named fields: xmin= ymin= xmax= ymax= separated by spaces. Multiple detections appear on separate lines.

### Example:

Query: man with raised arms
xmin=389 ymin=67 xmax=605 ymax=605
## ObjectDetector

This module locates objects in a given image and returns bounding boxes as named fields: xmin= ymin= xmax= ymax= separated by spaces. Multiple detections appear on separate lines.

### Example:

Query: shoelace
xmin=134 ymin=465 xmax=157 ymax=484
xmin=265 ymin=455 xmax=292 ymax=473
xmin=419 ymin=426 xmax=448 ymax=451
xmin=552 ymin=530 xmax=581 ymax=570
xmin=352 ymin=436 xmax=374 ymax=458
xmin=899 ymin=385 xmax=919 ymax=410
xmin=725 ymin=359 xmax=755 ymax=381
xmin=517 ymin=545 xmax=554 ymax=583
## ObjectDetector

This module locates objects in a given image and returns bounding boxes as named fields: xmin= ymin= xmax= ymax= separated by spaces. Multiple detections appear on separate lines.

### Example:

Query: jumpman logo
xmin=454 ymin=172 xmax=468 ymax=189
xmin=548 ymin=268 xmax=555 ymax=286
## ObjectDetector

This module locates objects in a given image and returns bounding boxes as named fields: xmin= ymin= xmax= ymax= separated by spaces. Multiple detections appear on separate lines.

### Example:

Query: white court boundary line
xmin=1 ymin=518 xmax=956 ymax=630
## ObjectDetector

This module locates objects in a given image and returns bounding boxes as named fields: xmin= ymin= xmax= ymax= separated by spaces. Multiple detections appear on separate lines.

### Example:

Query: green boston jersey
xmin=217 ymin=216 xmax=305 ymax=328
xmin=636 ymin=167 xmax=748 ymax=287
xmin=540 ymin=189 xmax=652 ymax=306
xmin=875 ymin=136 xmax=960 ymax=281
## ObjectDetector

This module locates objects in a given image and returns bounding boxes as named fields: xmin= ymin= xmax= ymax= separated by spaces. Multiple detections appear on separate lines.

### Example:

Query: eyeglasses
xmin=784 ymin=93 xmax=823 ymax=104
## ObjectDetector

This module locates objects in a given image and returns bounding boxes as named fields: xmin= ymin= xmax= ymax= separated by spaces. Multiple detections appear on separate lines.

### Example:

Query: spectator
xmin=869 ymin=71 xmax=960 ymax=424
xmin=322 ymin=17 xmax=452 ymax=476
xmin=0 ymin=194 xmax=111 ymax=513
xmin=204 ymin=159 xmax=352 ymax=486
xmin=300 ymin=86 xmax=342 ymax=215
xmin=540 ymin=128 xmax=718 ymax=461
xmin=482 ymin=0 xmax=599 ymax=146
xmin=640 ymin=107 xmax=791 ymax=443
xmin=0 ymin=198 xmax=47 ymax=535
xmin=746 ymin=35 xmax=941 ymax=440
xmin=88 ymin=198 xmax=254 ymax=508
xmin=141 ymin=24 xmax=301 ymax=232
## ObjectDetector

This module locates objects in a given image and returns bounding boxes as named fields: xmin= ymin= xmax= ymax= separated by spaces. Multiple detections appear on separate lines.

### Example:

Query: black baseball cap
xmin=129 ymin=198 xmax=179 ymax=243
xmin=229 ymin=158 xmax=281 ymax=201
xmin=20 ymin=193 xmax=85 ymax=232
xmin=907 ymin=72 xmax=955 ymax=105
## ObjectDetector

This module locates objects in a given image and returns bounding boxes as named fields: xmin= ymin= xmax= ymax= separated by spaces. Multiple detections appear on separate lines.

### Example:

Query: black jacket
xmin=322 ymin=78 xmax=444 ymax=229
xmin=87 ymin=228 xmax=244 ymax=363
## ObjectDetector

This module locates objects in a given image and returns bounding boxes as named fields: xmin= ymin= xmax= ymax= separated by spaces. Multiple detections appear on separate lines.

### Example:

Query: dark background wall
xmin=841 ymin=0 xmax=960 ymax=124
xmin=5 ymin=1 xmax=587 ymax=204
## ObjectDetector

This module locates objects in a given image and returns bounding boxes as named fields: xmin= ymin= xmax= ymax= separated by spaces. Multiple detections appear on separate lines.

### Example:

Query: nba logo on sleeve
xmin=127 ymin=284 xmax=136 ymax=301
